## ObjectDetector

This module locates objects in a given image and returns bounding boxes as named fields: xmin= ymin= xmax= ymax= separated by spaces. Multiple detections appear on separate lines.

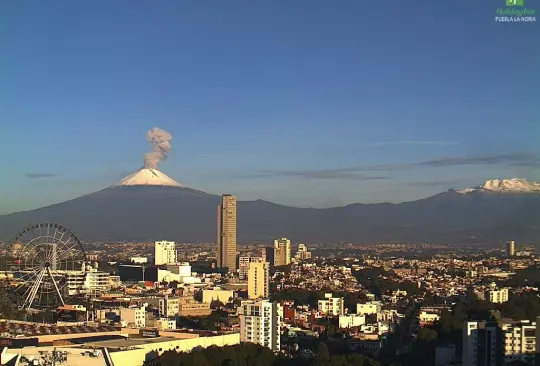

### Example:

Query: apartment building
xmin=357 ymin=301 xmax=382 ymax=316
xmin=500 ymin=320 xmax=535 ymax=365
xmin=155 ymin=241 xmax=177 ymax=265
xmin=295 ymin=244 xmax=312 ymax=261
xmin=273 ymin=238 xmax=291 ymax=267
xmin=485 ymin=287 xmax=509 ymax=304
xmin=239 ymin=256 xmax=263 ymax=279
xmin=146 ymin=296 xmax=180 ymax=317
xmin=463 ymin=319 xmax=536 ymax=366
xmin=120 ymin=305 xmax=146 ymax=328
xmin=239 ymin=299 xmax=282 ymax=352
xmin=248 ymin=261 xmax=270 ymax=299
xmin=318 ymin=293 xmax=344 ymax=316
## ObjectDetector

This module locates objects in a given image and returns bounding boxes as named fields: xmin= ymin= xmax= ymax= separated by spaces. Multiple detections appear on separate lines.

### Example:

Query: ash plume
xmin=144 ymin=127 xmax=172 ymax=169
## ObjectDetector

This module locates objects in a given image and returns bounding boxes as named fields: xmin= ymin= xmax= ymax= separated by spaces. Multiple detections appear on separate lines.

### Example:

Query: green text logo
xmin=506 ymin=0 xmax=524 ymax=6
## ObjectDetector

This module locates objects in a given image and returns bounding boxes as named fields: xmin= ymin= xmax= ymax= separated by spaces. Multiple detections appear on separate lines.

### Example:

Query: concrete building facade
xmin=273 ymin=238 xmax=291 ymax=267
xmin=217 ymin=194 xmax=237 ymax=271
xmin=318 ymin=293 xmax=344 ymax=316
xmin=239 ymin=299 xmax=281 ymax=352
xmin=154 ymin=241 xmax=177 ymax=265
xmin=248 ymin=261 xmax=270 ymax=299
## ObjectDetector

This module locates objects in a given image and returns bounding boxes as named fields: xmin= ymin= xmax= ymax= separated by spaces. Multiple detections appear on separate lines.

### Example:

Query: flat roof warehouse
xmin=0 ymin=320 xmax=240 ymax=366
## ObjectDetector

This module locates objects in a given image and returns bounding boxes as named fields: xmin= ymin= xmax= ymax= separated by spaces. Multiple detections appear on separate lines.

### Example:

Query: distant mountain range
xmin=0 ymin=169 xmax=539 ymax=244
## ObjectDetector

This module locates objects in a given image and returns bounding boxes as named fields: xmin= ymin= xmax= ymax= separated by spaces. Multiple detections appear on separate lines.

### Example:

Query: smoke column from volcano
xmin=144 ymin=127 xmax=172 ymax=169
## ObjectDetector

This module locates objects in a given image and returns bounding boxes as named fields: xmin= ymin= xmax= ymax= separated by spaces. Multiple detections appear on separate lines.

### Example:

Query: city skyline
xmin=1 ymin=1 xmax=538 ymax=214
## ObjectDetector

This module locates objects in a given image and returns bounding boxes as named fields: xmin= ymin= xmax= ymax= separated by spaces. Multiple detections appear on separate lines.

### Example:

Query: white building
xmin=156 ymin=269 xmax=201 ymax=284
xmin=130 ymin=257 xmax=148 ymax=264
xmin=419 ymin=311 xmax=440 ymax=324
xmin=239 ymin=299 xmax=281 ymax=352
xmin=500 ymin=320 xmax=536 ymax=364
xmin=154 ymin=241 xmax=177 ymax=265
xmin=65 ymin=266 xmax=110 ymax=296
xmin=248 ymin=261 xmax=270 ymax=299
xmin=338 ymin=314 xmax=366 ymax=329
xmin=463 ymin=320 xmax=536 ymax=366
xmin=318 ymin=293 xmax=344 ymax=316
xmin=356 ymin=301 xmax=382 ymax=316
xmin=485 ymin=285 xmax=509 ymax=304
xmin=166 ymin=262 xmax=192 ymax=277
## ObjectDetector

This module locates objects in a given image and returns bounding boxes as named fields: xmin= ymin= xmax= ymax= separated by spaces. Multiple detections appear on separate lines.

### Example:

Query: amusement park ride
xmin=2 ymin=223 xmax=90 ymax=313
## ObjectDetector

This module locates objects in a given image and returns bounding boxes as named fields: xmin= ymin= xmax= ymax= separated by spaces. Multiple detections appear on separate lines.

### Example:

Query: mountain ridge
xmin=0 ymin=175 xmax=539 ymax=244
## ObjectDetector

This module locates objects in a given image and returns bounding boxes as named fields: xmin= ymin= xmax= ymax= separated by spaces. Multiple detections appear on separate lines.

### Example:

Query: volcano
xmin=0 ymin=173 xmax=539 ymax=244
xmin=114 ymin=168 xmax=184 ymax=187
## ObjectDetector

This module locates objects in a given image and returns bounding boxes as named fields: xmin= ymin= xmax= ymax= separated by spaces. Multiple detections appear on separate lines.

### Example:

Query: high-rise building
xmin=217 ymin=194 xmax=237 ymax=271
xmin=295 ymin=243 xmax=312 ymax=261
xmin=462 ymin=320 xmax=500 ymax=366
xmin=239 ymin=299 xmax=281 ymax=352
xmin=248 ymin=261 xmax=270 ymax=299
xmin=273 ymin=238 xmax=291 ymax=266
xmin=263 ymin=247 xmax=274 ymax=267
xmin=463 ymin=319 xmax=536 ymax=366
xmin=154 ymin=241 xmax=177 ymax=265
xmin=507 ymin=240 xmax=515 ymax=257
xmin=239 ymin=256 xmax=263 ymax=280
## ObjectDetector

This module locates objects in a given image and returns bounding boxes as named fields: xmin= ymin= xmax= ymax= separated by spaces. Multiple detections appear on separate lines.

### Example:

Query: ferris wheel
xmin=3 ymin=223 xmax=87 ymax=311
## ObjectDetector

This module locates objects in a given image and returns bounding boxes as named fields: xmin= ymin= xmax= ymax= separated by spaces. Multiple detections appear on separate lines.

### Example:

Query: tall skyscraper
xmin=217 ymin=194 xmax=237 ymax=271
xmin=239 ymin=299 xmax=281 ymax=352
xmin=507 ymin=240 xmax=515 ymax=257
xmin=248 ymin=261 xmax=270 ymax=299
xmin=154 ymin=241 xmax=177 ymax=265
xmin=273 ymin=238 xmax=291 ymax=266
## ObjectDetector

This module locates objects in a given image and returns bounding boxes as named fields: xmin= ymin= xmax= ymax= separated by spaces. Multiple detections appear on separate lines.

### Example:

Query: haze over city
xmin=1 ymin=1 xmax=538 ymax=214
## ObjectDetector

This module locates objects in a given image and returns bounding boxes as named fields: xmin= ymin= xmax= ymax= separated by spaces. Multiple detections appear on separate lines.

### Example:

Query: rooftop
xmin=0 ymin=320 xmax=119 ymax=338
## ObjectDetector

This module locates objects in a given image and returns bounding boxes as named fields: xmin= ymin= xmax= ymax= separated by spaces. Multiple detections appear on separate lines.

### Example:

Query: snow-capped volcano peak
xmin=455 ymin=178 xmax=540 ymax=194
xmin=114 ymin=168 xmax=183 ymax=187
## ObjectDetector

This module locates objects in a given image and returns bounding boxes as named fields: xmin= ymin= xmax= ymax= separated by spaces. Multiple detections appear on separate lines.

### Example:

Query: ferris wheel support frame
xmin=4 ymin=223 xmax=86 ymax=311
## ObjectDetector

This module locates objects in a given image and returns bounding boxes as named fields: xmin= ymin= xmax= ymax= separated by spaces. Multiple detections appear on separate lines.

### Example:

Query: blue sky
xmin=1 ymin=0 xmax=539 ymax=213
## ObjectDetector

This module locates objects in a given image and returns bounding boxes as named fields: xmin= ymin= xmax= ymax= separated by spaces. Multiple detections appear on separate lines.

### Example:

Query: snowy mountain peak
xmin=114 ymin=168 xmax=184 ymax=187
xmin=455 ymin=178 xmax=540 ymax=194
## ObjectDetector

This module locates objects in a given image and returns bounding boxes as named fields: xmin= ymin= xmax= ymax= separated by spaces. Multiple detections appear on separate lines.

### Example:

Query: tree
xmin=190 ymin=352 xmax=209 ymax=366
xmin=314 ymin=343 xmax=330 ymax=365
xmin=418 ymin=327 xmax=437 ymax=343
